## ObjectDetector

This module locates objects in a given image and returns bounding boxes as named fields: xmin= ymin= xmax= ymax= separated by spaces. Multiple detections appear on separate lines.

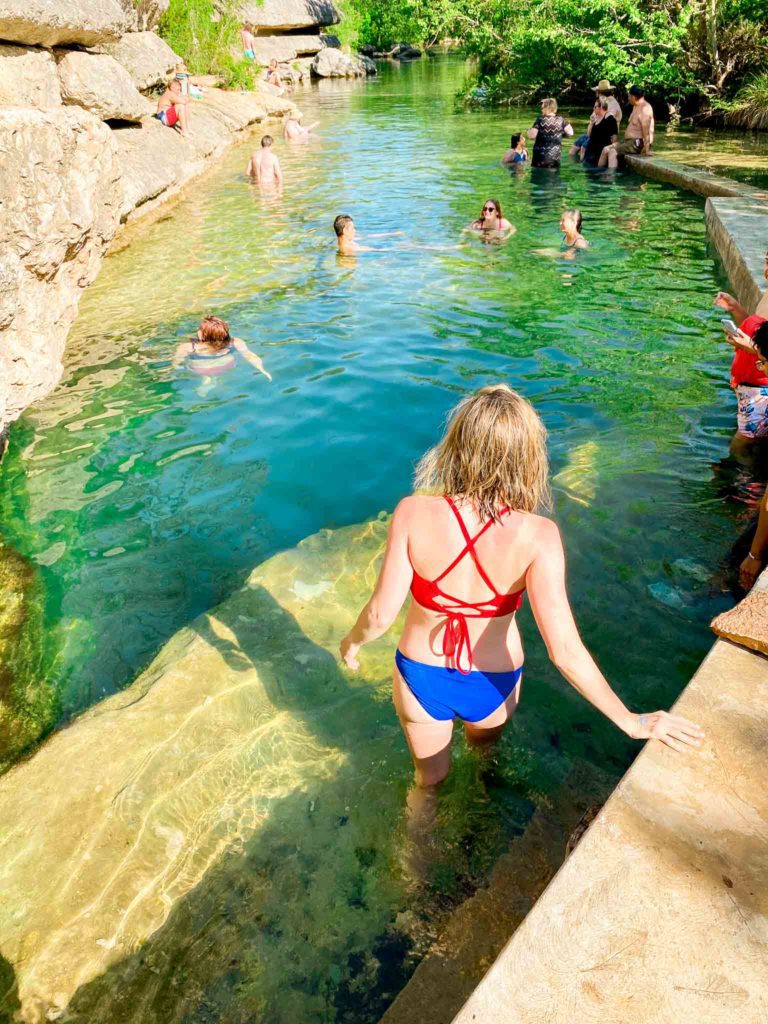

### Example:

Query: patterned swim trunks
xmin=736 ymin=384 xmax=768 ymax=439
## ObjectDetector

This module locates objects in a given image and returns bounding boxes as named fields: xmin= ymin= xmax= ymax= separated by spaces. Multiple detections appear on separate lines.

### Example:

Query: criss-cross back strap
xmin=434 ymin=496 xmax=507 ymax=595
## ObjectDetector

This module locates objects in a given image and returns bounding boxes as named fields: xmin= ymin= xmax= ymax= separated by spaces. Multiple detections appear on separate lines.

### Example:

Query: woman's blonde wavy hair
xmin=414 ymin=385 xmax=551 ymax=521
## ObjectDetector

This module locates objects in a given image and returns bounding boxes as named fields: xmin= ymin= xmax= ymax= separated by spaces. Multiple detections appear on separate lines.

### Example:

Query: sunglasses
xmin=483 ymin=206 xmax=497 ymax=213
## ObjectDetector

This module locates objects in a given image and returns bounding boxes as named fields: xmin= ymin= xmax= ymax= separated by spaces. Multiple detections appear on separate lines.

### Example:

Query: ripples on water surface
xmin=0 ymin=56 xmax=755 ymax=1022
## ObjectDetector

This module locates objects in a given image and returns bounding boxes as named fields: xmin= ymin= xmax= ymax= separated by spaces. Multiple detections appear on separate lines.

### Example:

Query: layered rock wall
xmin=0 ymin=2 xmax=298 ymax=437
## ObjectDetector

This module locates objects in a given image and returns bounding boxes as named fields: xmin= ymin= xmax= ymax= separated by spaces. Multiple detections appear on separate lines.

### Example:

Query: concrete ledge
xmin=625 ymin=154 xmax=768 ymax=200
xmin=706 ymin=197 xmax=768 ymax=312
xmin=452 ymin=638 xmax=768 ymax=1024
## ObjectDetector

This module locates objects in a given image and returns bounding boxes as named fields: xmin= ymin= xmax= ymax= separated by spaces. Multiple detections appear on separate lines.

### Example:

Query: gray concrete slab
xmin=706 ymin=197 xmax=768 ymax=312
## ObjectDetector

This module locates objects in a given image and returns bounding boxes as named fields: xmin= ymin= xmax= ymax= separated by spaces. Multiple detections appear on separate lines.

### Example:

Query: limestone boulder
xmin=250 ymin=34 xmax=325 ymax=63
xmin=241 ymin=0 xmax=339 ymax=31
xmin=0 ymin=43 xmax=61 ymax=107
xmin=0 ymin=0 xmax=130 ymax=47
xmin=57 ymin=50 xmax=152 ymax=121
xmin=93 ymin=30 xmax=181 ymax=92
xmin=0 ymin=107 xmax=121 ymax=434
xmin=135 ymin=0 xmax=169 ymax=30
xmin=311 ymin=47 xmax=376 ymax=78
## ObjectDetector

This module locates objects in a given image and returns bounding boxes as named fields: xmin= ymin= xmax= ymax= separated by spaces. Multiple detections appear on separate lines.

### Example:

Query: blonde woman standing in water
xmin=340 ymin=386 xmax=703 ymax=803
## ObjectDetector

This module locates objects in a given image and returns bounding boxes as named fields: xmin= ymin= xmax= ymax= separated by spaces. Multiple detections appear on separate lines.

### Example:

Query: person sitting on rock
xmin=246 ymin=135 xmax=283 ymax=192
xmin=265 ymin=59 xmax=285 ymax=93
xmin=241 ymin=23 xmax=256 ymax=61
xmin=155 ymin=78 xmax=189 ymax=137
xmin=284 ymin=115 xmax=319 ymax=144
xmin=502 ymin=133 xmax=528 ymax=165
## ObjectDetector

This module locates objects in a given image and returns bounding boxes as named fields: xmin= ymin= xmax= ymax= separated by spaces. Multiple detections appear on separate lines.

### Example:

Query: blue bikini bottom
xmin=395 ymin=649 xmax=523 ymax=723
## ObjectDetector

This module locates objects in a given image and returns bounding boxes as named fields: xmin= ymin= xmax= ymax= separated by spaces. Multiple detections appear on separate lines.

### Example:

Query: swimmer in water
xmin=246 ymin=135 xmax=283 ymax=192
xmin=173 ymin=315 xmax=271 ymax=383
xmin=501 ymin=133 xmax=528 ymax=166
xmin=333 ymin=214 xmax=376 ymax=255
xmin=561 ymin=209 xmax=588 ymax=249
xmin=284 ymin=114 xmax=319 ymax=144
xmin=467 ymin=198 xmax=515 ymax=238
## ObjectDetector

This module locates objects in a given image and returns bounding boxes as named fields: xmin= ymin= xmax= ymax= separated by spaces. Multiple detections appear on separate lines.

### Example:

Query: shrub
xmin=159 ymin=0 xmax=261 ymax=89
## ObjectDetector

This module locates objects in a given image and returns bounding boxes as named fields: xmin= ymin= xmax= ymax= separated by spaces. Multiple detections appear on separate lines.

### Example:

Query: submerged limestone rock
xmin=0 ymin=0 xmax=131 ymax=48
xmin=0 ymin=541 xmax=57 ymax=772
xmin=93 ymin=29 xmax=181 ymax=93
xmin=0 ymin=515 xmax=406 ymax=1022
xmin=0 ymin=43 xmax=61 ymax=107
xmin=57 ymin=50 xmax=153 ymax=121
xmin=0 ymin=107 xmax=121 ymax=431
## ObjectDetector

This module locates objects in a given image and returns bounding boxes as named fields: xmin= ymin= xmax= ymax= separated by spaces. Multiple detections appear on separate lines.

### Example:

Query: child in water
xmin=502 ymin=133 xmax=528 ymax=165
xmin=173 ymin=315 xmax=271 ymax=395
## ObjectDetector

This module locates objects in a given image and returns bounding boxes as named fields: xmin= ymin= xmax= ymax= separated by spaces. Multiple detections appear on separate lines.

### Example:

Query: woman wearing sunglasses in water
xmin=468 ymin=198 xmax=515 ymax=239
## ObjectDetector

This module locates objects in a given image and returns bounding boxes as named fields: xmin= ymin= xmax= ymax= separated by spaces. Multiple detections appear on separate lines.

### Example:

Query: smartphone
xmin=722 ymin=318 xmax=740 ymax=337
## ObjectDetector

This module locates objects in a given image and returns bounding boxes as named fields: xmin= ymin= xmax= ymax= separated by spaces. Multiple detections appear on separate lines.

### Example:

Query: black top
xmin=531 ymin=115 xmax=571 ymax=167
xmin=585 ymin=114 xmax=619 ymax=165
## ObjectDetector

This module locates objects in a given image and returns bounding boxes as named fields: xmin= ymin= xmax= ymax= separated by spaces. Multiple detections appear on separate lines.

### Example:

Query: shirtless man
xmin=155 ymin=78 xmax=189 ymax=136
xmin=241 ymin=23 xmax=256 ymax=61
xmin=247 ymin=135 xmax=283 ymax=191
xmin=599 ymin=85 xmax=654 ymax=169
xmin=334 ymin=214 xmax=368 ymax=255
xmin=284 ymin=115 xmax=319 ymax=144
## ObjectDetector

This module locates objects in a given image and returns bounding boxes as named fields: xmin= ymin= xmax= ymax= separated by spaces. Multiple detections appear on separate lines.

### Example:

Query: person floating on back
xmin=599 ymin=86 xmax=654 ymax=168
xmin=284 ymin=114 xmax=320 ymax=144
xmin=155 ymin=78 xmax=189 ymax=137
xmin=247 ymin=135 xmax=283 ymax=192
xmin=561 ymin=209 xmax=588 ymax=249
xmin=502 ymin=133 xmax=528 ymax=166
xmin=173 ymin=315 xmax=271 ymax=381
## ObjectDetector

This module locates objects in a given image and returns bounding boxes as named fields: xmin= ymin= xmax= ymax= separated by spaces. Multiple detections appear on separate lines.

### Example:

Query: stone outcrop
xmin=0 ymin=0 xmax=131 ymax=48
xmin=0 ymin=42 xmax=60 ymax=106
xmin=250 ymin=33 xmax=326 ymax=63
xmin=134 ymin=0 xmax=168 ymax=31
xmin=93 ymin=29 xmax=180 ymax=92
xmin=311 ymin=46 xmax=376 ymax=77
xmin=0 ymin=107 xmax=122 ymax=428
xmin=241 ymin=0 xmax=339 ymax=31
xmin=57 ymin=49 xmax=152 ymax=121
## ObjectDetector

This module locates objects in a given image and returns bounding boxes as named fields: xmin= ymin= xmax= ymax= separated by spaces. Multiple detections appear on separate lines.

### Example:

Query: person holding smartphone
xmin=715 ymin=249 xmax=768 ymax=451
xmin=736 ymin=321 xmax=768 ymax=589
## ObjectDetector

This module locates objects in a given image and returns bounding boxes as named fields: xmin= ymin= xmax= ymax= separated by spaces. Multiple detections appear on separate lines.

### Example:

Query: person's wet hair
xmin=198 ymin=315 xmax=232 ymax=351
xmin=629 ymin=85 xmax=645 ymax=99
xmin=753 ymin=321 xmax=768 ymax=362
xmin=510 ymin=133 xmax=523 ymax=148
xmin=564 ymin=209 xmax=583 ymax=232
xmin=261 ymin=135 xmax=273 ymax=147
xmin=334 ymin=214 xmax=353 ymax=238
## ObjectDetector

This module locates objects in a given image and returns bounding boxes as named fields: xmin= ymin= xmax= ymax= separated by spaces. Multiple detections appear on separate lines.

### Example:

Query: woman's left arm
xmin=340 ymin=499 xmax=415 ymax=669
xmin=233 ymin=337 xmax=272 ymax=380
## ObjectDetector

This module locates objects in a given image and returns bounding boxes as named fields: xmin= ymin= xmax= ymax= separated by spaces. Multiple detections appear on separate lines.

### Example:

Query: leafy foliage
xmin=345 ymin=0 xmax=768 ymax=113
xmin=158 ymin=0 xmax=260 ymax=89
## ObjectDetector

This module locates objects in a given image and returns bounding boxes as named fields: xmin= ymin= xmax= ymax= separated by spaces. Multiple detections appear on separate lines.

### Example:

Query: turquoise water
xmin=0 ymin=56 xmax=753 ymax=1021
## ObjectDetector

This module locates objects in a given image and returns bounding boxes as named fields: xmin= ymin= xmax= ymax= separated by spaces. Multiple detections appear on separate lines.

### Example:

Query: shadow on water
xmin=61 ymin=585 xmax=525 ymax=1024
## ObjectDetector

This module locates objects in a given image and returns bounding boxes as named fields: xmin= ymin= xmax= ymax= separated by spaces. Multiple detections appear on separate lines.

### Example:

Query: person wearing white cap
xmin=570 ymin=79 xmax=623 ymax=160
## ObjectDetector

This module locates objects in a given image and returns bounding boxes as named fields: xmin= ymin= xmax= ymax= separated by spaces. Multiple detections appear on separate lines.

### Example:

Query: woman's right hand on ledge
xmin=627 ymin=710 xmax=704 ymax=752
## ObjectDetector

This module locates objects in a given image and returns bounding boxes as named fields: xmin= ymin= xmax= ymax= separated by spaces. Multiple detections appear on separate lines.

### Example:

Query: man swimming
xmin=247 ymin=135 xmax=283 ymax=191
xmin=284 ymin=115 xmax=319 ymax=144
xmin=334 ymin=214 xmax=369 ymax=255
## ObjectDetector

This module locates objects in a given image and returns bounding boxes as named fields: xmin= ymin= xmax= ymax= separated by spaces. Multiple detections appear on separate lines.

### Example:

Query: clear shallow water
xmin=0 ymin=56 xmax=754 ymax=1022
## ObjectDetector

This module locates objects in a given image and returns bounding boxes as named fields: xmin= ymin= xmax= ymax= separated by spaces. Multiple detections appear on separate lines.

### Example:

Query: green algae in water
xmin=0 ymin=539 xmax=58 ymax=771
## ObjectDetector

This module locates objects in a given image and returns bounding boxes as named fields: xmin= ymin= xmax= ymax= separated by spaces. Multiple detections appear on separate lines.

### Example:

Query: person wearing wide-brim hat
xmin=593 ymin=80 xmax=623 ymax=124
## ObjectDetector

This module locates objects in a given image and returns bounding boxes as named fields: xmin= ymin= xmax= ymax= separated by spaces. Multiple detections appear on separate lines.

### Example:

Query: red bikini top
xmin=410 ymin=496 xmax=524 ymax=674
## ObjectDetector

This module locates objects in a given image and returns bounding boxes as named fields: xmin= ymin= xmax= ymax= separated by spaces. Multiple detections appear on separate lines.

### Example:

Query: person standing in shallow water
xmin=247 ymin=135 xmax=283 ymax=192
xmin=528 ymin=98 xmax=573 ymax=168
xmin=340 ymin=386 xmax=704 ymax=813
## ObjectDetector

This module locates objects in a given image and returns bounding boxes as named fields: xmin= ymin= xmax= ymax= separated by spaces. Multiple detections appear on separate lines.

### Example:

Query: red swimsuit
xmin=410 ymin=496 xmax=524 ymax=673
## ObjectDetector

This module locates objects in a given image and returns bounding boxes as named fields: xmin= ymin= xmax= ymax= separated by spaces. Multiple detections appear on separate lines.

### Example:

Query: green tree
xmin=159 ymin=0 xmax=259 ymax=89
